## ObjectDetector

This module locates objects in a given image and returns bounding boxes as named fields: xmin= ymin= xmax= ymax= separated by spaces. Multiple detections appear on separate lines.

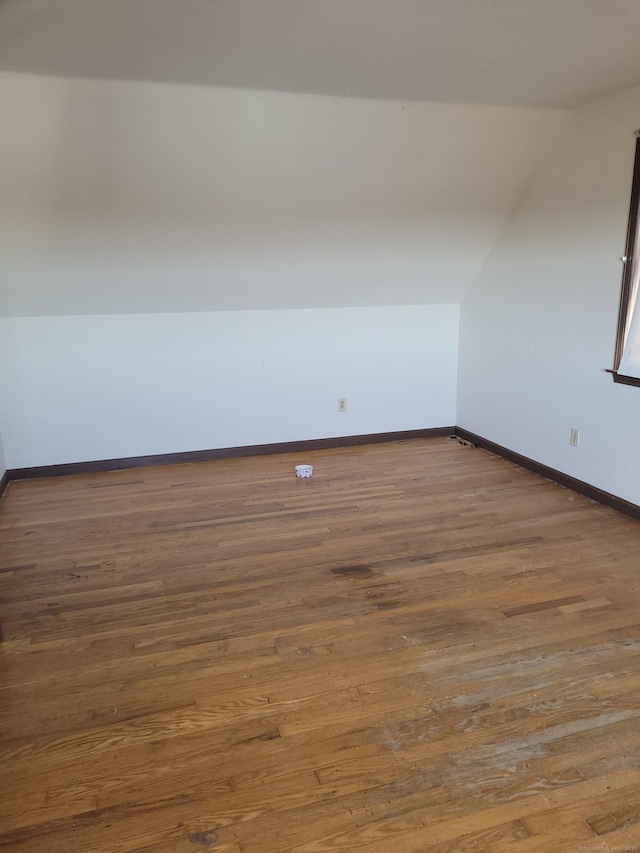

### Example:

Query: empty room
xmin=1 ymin=1 xmax=640 ymax=850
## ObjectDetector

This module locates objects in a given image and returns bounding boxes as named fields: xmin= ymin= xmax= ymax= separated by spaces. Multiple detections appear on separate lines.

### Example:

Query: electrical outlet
xmin=570 ymin=427 xmax=579 ymax=447
xmin=338 ymin=398 xmax=347 ymax=413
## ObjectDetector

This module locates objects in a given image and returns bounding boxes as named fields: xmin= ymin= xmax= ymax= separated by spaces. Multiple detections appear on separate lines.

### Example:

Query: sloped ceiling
xmin=1 ymin=0 xmax=640 ymax=108
xmin=0 ymin=74 xmax=571 ymax=315
xmin=3 ymin=0 xmax=632 ymax=316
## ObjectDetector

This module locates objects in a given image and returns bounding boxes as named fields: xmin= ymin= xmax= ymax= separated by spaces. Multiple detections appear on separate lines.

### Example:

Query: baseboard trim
xmin=454 ymin=427 xmax=640 ymax=522
xmin=0 ymin=470 xmax=9 ymax=501
xmin=4 ymin=427 xmax=454 ymax=485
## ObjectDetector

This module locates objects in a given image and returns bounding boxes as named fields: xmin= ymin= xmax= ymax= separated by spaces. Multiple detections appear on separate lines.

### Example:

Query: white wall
xmin=0 ymin=72 xmax=570 ymax=469
xmin=0 ymin=73 xmax=568 ymax=316
xmin=0 ymin=305 xmax=458 ymax=468
xmin=458 ymin=84 xmax=640 ymax=505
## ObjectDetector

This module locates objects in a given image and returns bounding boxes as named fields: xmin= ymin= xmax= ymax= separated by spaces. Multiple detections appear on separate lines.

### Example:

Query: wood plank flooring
xmin=0 ymin=438 xmax=639 ymax=852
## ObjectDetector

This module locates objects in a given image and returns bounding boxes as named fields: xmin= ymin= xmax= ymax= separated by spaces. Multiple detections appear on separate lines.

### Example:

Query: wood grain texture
xmin=0 ymin=438 xmax=639 ymax=852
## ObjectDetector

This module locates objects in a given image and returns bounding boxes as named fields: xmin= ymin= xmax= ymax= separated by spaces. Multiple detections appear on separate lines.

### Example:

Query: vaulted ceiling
xmin=2 ymin=0 xmax=640 ymax=108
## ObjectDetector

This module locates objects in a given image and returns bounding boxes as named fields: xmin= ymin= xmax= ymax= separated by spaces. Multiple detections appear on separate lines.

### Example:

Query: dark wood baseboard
xmin=454 ymin=427 xmax=640 ymax=523
xmin=0 ymin=470 xmax=9 ymax=501
xmin=3 ymin=427 xmax=454 ymax=486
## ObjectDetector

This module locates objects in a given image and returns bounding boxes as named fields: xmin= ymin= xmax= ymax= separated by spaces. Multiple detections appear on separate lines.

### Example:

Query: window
xmin=612 ymin=131 xmax=640 ymax=386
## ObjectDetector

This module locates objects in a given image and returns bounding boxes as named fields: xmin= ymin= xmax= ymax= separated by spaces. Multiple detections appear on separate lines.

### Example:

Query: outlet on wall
xmin=338 ymin=398 xmax=347 ymax=412
xmin=570 ymin=427 xmax=579 ymax=447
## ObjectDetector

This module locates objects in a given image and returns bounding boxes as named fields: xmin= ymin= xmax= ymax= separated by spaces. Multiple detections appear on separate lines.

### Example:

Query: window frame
xmin=612 ymin=131 xmax=640 ymax=387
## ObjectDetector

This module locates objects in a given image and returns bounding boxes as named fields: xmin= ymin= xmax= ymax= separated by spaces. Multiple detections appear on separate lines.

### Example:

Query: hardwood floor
xmin=0 ymin=437 xmax=639 ymax=852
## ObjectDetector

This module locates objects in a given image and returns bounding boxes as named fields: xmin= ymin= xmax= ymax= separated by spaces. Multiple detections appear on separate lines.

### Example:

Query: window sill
xmin=608 ymin=369 xmax=640 ymax=387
